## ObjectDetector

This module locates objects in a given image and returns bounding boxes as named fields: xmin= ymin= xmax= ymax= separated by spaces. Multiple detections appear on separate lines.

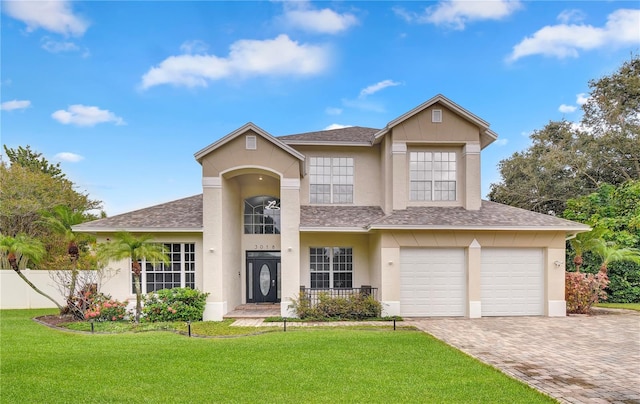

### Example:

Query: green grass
xmin=1 ymin=309 xmax=555 ymax=404
xmin=596 ymin=302 xmax=640 ymax=311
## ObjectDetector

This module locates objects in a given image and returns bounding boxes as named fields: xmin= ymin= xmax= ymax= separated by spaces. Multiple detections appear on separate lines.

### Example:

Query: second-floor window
xmin=309 ymin=157 xmax=354 ymax=204
xmin=244 ymin=196 xmax=281 ymax=234
xmin=409 ymin=151 xmax=457 ymax=201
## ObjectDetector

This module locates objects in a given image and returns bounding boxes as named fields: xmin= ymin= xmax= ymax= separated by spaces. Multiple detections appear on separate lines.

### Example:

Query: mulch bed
xmin=34 ymin=314 xmax=80 ymax=327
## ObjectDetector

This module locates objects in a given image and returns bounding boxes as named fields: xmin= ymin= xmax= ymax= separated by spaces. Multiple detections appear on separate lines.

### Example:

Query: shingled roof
xmin=73 ymin=195 xmax=587 ymax=234
xmin=300 ymin=206 xmax=386 ymax=230
xmin=72 ymin=195 xmax=203 ymax=233
xmin=279 ymin=126 xmax=379 ymax=145
xmin=369 ymin=201 xmax=590 ymax=231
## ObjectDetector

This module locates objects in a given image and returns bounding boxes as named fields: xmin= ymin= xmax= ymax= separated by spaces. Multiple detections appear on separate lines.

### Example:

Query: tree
xmin=97 ymin=232 xmax=169 ymax=323
xmin=582 ymin=55 xmax=640 ymax=182
xmin=0 ymin=233 xmax=63 ymax=311
xmin=592 ymin=243 xmax=640 ymax=275
xmin=0 ymin=146 xmax=102 ymax=268
xmin=40 ymin=205 xmax=95 ymax=316
xmin=3 ymin=145 xmax=65 ymax=180
xmin=568 ymin=228 xmax=606 ymax=273
xmin=489 ymin=55 xmax=640 ymax=213
xmin=488 ymin=121 xmax=592 ymax=214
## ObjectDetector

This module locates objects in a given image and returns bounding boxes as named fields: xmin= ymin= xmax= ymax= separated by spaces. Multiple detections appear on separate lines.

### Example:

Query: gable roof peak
xmin=373 ymin=94 xmax=498 ymax=148
xmin=194 ymin=122 xmax=304 ymax=163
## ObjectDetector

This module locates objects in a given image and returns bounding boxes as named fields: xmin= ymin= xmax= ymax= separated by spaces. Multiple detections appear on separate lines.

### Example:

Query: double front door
xmin=246 ymin=251 xmax=281 ymax=303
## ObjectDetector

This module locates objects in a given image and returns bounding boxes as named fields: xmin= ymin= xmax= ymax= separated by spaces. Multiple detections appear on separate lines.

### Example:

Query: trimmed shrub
xmin=565 ymin=271 xmax=609 ymax=314
xmin=606 ymin=261 xmax=640 ymax=303
xmin=142 ymin=287 xmax=209 ymax=322
xmin=291 ymin=291 xmax=381 ymax=320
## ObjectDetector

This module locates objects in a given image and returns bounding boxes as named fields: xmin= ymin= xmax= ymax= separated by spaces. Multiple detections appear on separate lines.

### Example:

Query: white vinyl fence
xmin=0 ymin=269 xmax=66 ymax=309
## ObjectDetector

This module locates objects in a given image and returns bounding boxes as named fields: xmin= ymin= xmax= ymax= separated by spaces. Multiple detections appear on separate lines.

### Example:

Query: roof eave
xmin=72 ymin=227 xmax=204 ymax=233
xmin=299 ymin=226 xmax=369 ymax=233
xmin=368 ymin=225 xmax=592 ymax=232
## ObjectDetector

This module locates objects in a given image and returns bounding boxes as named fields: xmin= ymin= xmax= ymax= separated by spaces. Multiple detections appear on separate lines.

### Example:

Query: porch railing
xmin=299 ymin=285 xmax=378 ymax=306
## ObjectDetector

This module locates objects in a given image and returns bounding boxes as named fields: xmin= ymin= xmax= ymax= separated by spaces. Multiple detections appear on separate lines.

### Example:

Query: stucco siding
xmin=200 ymin=130 xmax=301 ymax=179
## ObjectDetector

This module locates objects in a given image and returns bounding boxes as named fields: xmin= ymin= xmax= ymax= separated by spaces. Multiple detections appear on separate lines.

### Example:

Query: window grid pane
xmin=244 ymin=196 xmax=281 ymax=234
xmin=134 ymin=243 xmax=196 ymax=293
xmin=410 ymin=151 xmax=456 ymax=201
xmin=310 ymin=157 xmax=353 ymax=204
xmin=310 ymin=247 xmax=353 ymax=289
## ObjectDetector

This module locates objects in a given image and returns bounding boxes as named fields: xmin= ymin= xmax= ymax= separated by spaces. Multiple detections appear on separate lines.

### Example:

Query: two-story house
xmin=73 ymin=94 xmax=590 ymax=320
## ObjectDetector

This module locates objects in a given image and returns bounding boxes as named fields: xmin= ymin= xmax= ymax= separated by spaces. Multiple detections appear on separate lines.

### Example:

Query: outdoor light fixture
xmin=258 ymin=175 xmax=263 ymax=181
xmin=554 ymin=260 xmax=564 ymax=268
xmin=209 ymin=248 xmax=215 ymax=253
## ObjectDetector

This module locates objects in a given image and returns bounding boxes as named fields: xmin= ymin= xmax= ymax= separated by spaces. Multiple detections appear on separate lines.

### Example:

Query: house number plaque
xmin=254 ymin=244 xmax=277 ymax=250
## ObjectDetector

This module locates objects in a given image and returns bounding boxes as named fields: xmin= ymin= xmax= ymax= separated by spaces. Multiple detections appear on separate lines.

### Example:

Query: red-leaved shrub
xmin=565 ymin=271 xmax=609 ymax=314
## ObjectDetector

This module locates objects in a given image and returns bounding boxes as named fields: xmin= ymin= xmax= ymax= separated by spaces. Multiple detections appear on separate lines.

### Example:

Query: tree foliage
xmin=3 ymin=145 xmax=65 ymax=180
xmin=489 ymin=55 xmax=640 ymax=214
xmin=0 ymin=145 xmax=102 ymax=269
xmin=563 ymin=181 xmax=640 ymax=302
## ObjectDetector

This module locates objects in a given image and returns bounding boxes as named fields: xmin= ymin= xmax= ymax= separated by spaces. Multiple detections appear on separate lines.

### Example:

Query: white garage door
xmin=400 ymin=248 xmax=466 ymax=317
xmin=481 ymin=248 xmax=544 ymax=316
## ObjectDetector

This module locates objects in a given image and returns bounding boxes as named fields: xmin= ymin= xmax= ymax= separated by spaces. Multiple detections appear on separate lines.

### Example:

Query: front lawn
xmin=596 ymin=302 xmax=640 ymax=311
xmin=1 ymin=309 xmax=554 ymax=403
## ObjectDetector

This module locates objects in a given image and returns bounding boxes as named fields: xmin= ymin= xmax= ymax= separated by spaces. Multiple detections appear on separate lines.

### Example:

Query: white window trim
xmin=309 ymin=247 xmax=353 ymax=289
xmin=309 ymin=157 xmax=354 ymax=204
xmin=408 ymin=150 xmax=458 ymax=202
xmin=132 ymin=243 xmax=196 ymax=294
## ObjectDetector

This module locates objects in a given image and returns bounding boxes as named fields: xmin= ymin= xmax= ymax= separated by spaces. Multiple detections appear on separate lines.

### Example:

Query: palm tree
xmin=592 ymin=242 xmax=640 ymax=274
xmin=40 ymin=206 xmax=90 ymax=312
xmin=568 ymin=227 xmax=606 ymax=272
xmin=97 ymin=232 xmax=169 ymax=323
xmin=0 ymin=233 xmax=64 ymax=312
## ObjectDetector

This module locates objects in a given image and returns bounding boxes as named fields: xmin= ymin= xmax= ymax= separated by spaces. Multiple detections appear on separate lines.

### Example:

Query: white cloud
xmin=3 ymin=0 xmax=89 ymax=36
xmin=494 ymin=138 xmax=509 ymax=146
xmin=324 ymin=124 xmax=353 ymax=130
xmin=576 ymin=93 xmax=589 ymax=105
xmin=140 ymin=35 xmax=330 ymax=89
xmin=359 ymin=80 xmax=401 ymax=98
xmin=180 ymin=40 xmax=209 ymax=54
xmin=282 ymin=2 xmax=358 ymax=34
xmin=557 ymin=9 xmax=586 ymax=24
xmin=41 ymin=37 xmax=79 ymax=53
xmin=51 ymin=105 xmax=126 ymax=127
xmin=1 ymin=99 xmax=31 ymax=111
xmin=559 ymin=104 xmax=577 ymax=113
xmin=508 ymin=9 xmax=640 ymax=62
xmin=394 ymin=0 xmax=521 ymax=30
xmin=54 ymin=152 xmax=84 ymax=163
xmin=325 ymin=107 xmax=343 ymax=115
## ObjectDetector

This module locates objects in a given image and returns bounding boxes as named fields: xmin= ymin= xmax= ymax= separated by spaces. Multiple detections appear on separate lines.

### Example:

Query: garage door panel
xmin=400 ymin=248 xmax=466 ymax=317
xmin=481 ymin=248 xmax=544 ymax=316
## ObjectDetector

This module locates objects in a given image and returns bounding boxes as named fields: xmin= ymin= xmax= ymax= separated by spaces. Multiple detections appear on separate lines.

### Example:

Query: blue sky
xmin=1 ymin=1 xmax=639 ymax=215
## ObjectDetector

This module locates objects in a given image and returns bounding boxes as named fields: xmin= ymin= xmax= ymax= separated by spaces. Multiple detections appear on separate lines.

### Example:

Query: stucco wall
xmin=294 ymin=145 xmax=382 ymax=206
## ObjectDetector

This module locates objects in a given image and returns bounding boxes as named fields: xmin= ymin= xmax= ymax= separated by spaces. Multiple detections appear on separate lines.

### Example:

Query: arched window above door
xmin=244 ymin=195 xmax=281 ymax=234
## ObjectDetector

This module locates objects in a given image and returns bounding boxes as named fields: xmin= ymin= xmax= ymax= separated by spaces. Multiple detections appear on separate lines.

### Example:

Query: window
xmin=310 ymin=247 xmax=353 ymax=288
xmin=309 ymin=157 xmax=353 ymax=204
xmin=244 ymin=196 xmax=281 ymax=234
xmin=409 ymin=151 xmax=456 ymax=201
xmin=133 ymin=243 xmax=196 ymax=293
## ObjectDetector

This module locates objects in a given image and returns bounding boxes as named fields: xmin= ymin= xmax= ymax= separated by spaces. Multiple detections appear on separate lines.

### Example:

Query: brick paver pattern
xmin=408 ymin=310 xmax=640 ymax=404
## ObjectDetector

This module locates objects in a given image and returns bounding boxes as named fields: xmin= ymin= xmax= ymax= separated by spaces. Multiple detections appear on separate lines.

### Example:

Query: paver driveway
xmin=407 ymin=309 xmax=640 ymax=404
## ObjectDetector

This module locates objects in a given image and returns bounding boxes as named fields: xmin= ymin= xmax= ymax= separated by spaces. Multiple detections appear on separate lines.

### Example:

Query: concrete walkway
xmin=407 ymin=309 xmax=640 ymax=404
